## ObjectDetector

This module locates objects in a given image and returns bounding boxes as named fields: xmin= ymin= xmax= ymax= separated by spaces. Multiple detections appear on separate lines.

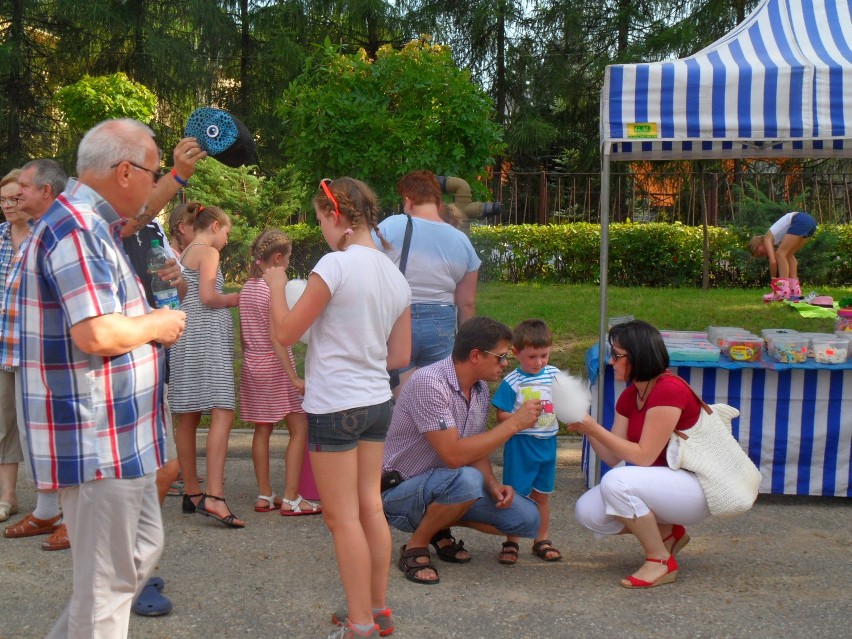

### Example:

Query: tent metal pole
xmin=596 ymin=143 xmax=611 ymax=486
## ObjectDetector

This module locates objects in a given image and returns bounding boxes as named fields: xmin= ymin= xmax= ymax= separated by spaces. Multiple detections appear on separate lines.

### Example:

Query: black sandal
xmin=397 ymin=545 xmax=439 ymax=585
xmin=196 ymin=493 xmax=245 ymax=529
xmin=429 ymin=528 xmax=471 ymax=563
xmin=499 ymin=541 xmax=519 ymax=565
xmin=182 ymin=492 xmax=202 ymax=514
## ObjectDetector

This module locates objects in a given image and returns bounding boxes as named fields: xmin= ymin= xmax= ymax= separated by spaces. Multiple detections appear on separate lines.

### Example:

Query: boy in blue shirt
xmin=491 ymin=319 xmax=562 ymax=563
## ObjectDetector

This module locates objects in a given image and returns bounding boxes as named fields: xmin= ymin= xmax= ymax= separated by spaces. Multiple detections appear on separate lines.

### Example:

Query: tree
xmin=55 ymin=73 xmax=157 ymax=133
xmin=278 ymin=37 xmax=504 ymax=207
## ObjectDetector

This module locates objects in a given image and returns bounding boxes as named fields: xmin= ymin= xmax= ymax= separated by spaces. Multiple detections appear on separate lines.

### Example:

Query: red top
xmin=615 ymin=373 xmax=701 ymax=467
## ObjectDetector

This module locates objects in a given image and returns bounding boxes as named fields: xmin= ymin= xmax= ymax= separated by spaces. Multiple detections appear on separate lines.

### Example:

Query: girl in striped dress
xmin=239 ymin=229 xmax=320 ymax=516
xmin=169 ymin=203 xmax=244 ymax=528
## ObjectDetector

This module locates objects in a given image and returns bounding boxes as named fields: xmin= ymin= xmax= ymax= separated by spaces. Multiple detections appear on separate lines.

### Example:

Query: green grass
xmin=224 ymin=282 xmax=850 ymax=428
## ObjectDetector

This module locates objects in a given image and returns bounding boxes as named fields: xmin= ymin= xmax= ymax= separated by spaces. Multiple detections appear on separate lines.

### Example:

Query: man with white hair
xmin=19 ymin=118 xmax=186 ymax=638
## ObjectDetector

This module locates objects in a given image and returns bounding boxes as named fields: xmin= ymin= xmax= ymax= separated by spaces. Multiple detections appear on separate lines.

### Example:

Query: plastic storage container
xmin=716 ymin=331 xmax=756 ymax=356
xmin=727 ymin=336 xmax=764 ymax=362
xmin=665 ymin=341 xmax=721 ymax=362
xmin=772 ymin=337 xmax=809 ymax=363
xmin=835 ymin=308 xmax=852 ymax=333
xmin=761 ymin=329 xmax=799 ymax=358
xmin=812 ymin=340 xmax=849 ymax=364
xmin=799 ymin=333 xmax=837 ymax=357
xmin=707 ymin=326 xmax=747 ymax=347
xmin=660 ymin=330 xmax=709 ymax=342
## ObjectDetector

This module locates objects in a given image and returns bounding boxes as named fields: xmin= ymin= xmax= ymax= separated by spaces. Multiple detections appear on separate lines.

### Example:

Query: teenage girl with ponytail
xmin=263 ymin=178 xmax=411 ymax=639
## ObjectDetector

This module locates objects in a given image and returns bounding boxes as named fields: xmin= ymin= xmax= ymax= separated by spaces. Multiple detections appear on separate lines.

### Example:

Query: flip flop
xmin=133 ymin=579 xmax=173 ymax=617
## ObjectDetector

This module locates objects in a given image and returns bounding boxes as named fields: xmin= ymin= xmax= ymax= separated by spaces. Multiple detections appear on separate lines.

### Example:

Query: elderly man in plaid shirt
xmin=18 ymin=119 xmax=186 ymax=638
xmin=381 ymin=317 xmax=542 ymax=586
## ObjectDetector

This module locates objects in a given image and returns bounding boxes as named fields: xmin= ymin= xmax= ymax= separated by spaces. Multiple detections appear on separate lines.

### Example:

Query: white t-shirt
xmin=376 ymin=215 xmax=480 ymax=305
xmin=302 ymin=245 xmax=411 ymax=414
xmin=768 ymin=212 xmax=799 ymax=245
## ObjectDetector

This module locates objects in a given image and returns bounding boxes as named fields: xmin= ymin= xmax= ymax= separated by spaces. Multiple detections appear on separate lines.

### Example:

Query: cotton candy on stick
xmin=550 ymin=371 xmax=591 ymax=424
xmin=284 ymin=278 xmax=310 ymax=345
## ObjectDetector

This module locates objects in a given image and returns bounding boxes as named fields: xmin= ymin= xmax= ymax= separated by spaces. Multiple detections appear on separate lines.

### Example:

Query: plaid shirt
xmin=19 ymin=179 xmax=166 ymax=489
xmin=383 ymin=356 xmax=491 ymax=479
xmin=0 ymin=220 xmax=33 ymax=369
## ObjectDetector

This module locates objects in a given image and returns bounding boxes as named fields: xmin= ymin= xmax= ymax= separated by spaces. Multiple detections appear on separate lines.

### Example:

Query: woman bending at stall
xmin=569 ymin=320 xmax=710 ymax=588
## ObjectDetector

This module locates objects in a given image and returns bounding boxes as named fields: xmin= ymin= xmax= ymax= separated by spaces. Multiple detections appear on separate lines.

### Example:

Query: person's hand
xmin=172 ymin=137 xmax=207 ymax=182
xmin=155 ymin=258 xmax=182 ymax=286
xmin=489 ymin=483 xmax=515 ymax=509
xmin=262 ymin=266 xmax=288 ymax=291
xmin=290 ymin=377 xmax=305 ymax=395
xmin=514 ymin=399 xmax=543 ymax=432
xmin=567 ymin=414 xmax=597 ymax=435
xmin=150 ymin=308 xmax=186 ymax=347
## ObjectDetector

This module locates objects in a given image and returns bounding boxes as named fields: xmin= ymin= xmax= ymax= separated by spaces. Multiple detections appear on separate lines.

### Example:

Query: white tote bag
xmin=667 ymin=401 xmax=762 ymax=519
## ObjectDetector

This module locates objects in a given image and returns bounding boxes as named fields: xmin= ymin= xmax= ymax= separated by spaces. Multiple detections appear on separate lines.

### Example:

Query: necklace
xmin=637 ymin=376 xmax=658 ymax=402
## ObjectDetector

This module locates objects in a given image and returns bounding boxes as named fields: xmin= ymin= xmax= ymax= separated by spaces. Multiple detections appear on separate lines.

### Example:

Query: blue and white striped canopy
xmin=601 ymin=0 xmax=852 ymax=160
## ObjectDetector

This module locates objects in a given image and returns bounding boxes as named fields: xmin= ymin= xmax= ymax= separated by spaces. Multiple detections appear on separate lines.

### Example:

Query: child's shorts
xmin=789 ymin=212 xmax=817 ymax=238
xmin=502 ymin=435 xmax=557 ymax=496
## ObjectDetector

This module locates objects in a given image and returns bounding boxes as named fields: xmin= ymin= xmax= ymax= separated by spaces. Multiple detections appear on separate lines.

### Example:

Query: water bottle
xmin=146 ymin=239 xmax=180 ymax=309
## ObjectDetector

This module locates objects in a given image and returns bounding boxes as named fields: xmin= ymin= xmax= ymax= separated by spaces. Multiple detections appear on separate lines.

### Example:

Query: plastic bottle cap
xmin=150 ymin=239 xmax=161 ymax=248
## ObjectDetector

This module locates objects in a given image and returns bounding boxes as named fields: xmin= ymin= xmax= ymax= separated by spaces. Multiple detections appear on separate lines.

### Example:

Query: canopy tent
xmin=594 ymin=0 xmax=852 ymax=472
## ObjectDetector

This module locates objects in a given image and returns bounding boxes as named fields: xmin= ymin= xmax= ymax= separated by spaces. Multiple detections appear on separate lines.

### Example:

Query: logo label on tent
xmin=627 ymin=123 xmax=658 ymax=138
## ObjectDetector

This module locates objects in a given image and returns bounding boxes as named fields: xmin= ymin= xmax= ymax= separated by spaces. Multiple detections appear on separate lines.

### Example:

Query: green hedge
xmin=219 ymin=222 xmax=852 ymax=288
xmin=469 ymin=222 xmax=852 ymax=288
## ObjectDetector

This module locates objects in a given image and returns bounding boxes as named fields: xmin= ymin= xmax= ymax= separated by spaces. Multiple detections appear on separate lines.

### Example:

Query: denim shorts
xmin=381 ymin=466 xmax=540 ymax=538
xmin=401 ymin=303 xmax=457 ymax=371
xmin=307 ymin=400 xmax=393 ymax=452
xmin=789 ymin=212 xmax=817 ymax=238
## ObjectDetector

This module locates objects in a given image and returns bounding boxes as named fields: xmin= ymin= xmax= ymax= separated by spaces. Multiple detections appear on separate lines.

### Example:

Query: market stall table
xmin=583 ymin=344 xmax=851 ymax=497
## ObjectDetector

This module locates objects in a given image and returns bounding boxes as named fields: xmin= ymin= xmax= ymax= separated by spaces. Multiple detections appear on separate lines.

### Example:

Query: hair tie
xmin=255 ymin=259 xmax=261 ymax=265
xmin=344 ymin=228 xmax=354 ymax=236
xmin=198 ymin=205 xmax=205 ymax=213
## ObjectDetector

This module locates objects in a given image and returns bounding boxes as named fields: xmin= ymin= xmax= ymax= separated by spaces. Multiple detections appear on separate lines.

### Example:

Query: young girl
xmin=748 ymin=211 xmax=818 ymax=302
xmin=169 ymin=203 xmax=244 ymax=528
xmin=263 ymin=178 xmax=411 ymax=639
xmin=168 ymin=202 xmax=193 ymax=255
xmin=240 ymin=229 xmax=320 ymax=516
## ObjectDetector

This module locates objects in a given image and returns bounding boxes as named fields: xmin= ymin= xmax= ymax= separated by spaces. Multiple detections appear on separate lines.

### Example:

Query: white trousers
xmin=575 ymin=465 xmax=710 ymax=537
xmin=47 ymin=473 xmax=163 ymax=639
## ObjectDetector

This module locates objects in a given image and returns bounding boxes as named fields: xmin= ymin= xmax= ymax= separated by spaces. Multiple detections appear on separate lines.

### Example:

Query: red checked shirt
xmin=383 ymin=356 xmax=491 ymax=480
xmin=19 ymin=179 xmax=166 ymax=490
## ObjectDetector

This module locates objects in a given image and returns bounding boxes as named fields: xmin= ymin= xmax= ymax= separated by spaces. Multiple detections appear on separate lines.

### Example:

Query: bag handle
xmin=665 ymin=372 xmax=712 ymax=441
xmin=398 ymin=214 xmax=413 ymax=275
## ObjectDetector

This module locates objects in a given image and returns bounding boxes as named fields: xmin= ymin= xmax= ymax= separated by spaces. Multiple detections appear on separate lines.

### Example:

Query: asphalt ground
xmin=2 ymin=431 xmax=850 ymax=639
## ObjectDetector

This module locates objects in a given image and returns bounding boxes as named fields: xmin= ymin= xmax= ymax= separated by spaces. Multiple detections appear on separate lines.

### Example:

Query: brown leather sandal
xmin=397 ymin=545 xmax=439 ymax=585
xmin=532 ymin=539 xmax=563 ymax=562
xmin=499 ymin=541 xmax=519 ymax=565
xmin=430 ymin=528 xmax=471 ymax=563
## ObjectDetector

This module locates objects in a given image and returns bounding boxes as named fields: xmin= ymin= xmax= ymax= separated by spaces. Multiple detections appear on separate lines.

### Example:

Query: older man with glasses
xmin=376 ymin=316 xmax=542 ymax=591
xmin=18 ymin=118 xmax=185 ymax=638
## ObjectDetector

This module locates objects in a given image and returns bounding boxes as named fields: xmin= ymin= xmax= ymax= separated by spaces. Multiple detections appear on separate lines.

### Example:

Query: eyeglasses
xmin=610 ymin=350 xmax=628 ymax=361
xmin=483 ymin=349 xmax=511 ymax=364
xmin=0 ymin=197 xmax=21 ymax=207
xmin=111 ymin=160 xmax=164 ymax=183
xmin=319 ymin=178 xmax=341 ymax=218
